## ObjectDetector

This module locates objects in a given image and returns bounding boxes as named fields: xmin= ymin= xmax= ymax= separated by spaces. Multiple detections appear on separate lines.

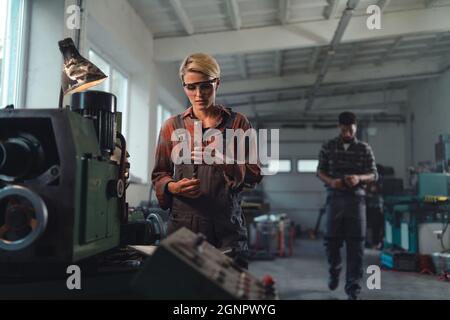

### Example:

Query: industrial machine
xmin=435 ymin=134 xmax=450 ymax=173
xmin=0 ymin=91 xmax=166 ymax=278
xmin=383 ymin=195 xmax=450 ymax=253
xmin=0 ymin=37 xmax=165 ymax=285
xmin=248 ymin=213 xmax=295 ymax=260
xmin=132 ymin=227 xmax=278 ymax=300
xmin=381 ymin=135 xmax=450 ymax=272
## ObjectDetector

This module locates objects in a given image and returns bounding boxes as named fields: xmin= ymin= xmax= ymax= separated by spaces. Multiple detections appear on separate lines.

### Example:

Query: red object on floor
xmin=261 ymin=274 xmax=275 ymax=286
xmin=288 ymin=225 xmax=296 ymax=256
xmin=278 ymin=228 xmax=285 ymax=257
xmin=418 ymin=254 xmax=435 ymax=275
xmin=438 ymin=272 xmax=450 ymax=282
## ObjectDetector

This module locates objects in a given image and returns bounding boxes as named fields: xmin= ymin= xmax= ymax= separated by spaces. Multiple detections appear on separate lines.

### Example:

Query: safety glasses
xmin=183 ymin=78 xmax=218 ymax=93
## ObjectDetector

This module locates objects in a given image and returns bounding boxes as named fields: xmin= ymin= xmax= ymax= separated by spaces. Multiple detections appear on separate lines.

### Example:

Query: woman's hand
xmin=191 ymin=145 xmax=235 ymax=176
xmin=191 ymin=145 xmax=205 ymax=165
xmin=167 ymin=178 xmax=201 ymax=198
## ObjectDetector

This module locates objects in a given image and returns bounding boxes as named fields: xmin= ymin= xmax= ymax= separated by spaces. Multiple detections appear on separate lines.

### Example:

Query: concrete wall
xmin=24 ymin=0 xmax=65 ymax=108
xmin=262 ymin=128 xmax=333 ymax=232
xmin=406 ymin=68 xmax=450 ymax=172
xmin=366 ymin=122 xmax=407 ymax=182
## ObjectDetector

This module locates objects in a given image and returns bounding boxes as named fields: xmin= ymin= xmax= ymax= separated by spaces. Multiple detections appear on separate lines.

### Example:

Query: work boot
xmin=328 ymin=274 xmax=339 ymax=291
xmin=347 ymin=292 xmax=360 ymax=300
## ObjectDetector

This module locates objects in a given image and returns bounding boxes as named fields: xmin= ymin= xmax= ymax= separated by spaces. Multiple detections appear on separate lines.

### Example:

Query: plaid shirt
xmin=152 ymin=105 xmax=262 ymax=210
xmin=317 ymin=136 xmax=378 ymax=192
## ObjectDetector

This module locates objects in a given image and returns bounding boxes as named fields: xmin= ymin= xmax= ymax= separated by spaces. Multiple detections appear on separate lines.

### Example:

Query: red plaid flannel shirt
xmin=152 ymin=105 xmax=262 ymax=210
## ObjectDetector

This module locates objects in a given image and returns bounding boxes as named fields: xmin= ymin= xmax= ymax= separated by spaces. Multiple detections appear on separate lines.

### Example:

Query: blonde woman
xmin=152 ymin=53 xmax=262 ymax=268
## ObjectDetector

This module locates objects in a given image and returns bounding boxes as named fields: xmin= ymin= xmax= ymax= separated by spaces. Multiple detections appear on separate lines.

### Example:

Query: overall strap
xmin=173 ymin=114 xmax=186 ymax=130
xmin=224 ymin=108 xmax=237 ymax=130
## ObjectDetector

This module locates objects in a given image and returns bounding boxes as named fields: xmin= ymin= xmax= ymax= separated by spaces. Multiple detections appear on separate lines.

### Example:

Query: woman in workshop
xmin=152 ymin=53 xmax=262 ymax=269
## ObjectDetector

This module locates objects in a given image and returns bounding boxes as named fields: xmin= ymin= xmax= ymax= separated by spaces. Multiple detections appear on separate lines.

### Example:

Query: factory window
xmin=88 ymin=49 xmax=129 ymax=138
xmin=156 ymin=104 xmax=172 ymax=140
xmin=111 ymin=69 xmax=128 ymax=136
xmin=297 ymin=159 xmax=319 ymax=173
xmin=0 ymin=0 xmax=28 ymax=107
xmin=267 ymin=159 xmax=292 ymax=174
xmin=88 ymin=50 xmax=110 ymax=91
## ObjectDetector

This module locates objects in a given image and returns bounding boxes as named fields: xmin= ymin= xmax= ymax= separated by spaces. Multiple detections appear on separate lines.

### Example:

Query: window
xmin=88 ymin=49 xmax=129 ymax=138
xmin=156 ymin=104 xmax=172 ymax=139
xmin=266 ymin=159 xmax=292 ymax=174
xmin=88 ymin=50 xmax=110 ymax=91
xmin=297 ymin=159 xmax=319 ymax=173
xmin=0 ymin=0 xmax=28 ymax=107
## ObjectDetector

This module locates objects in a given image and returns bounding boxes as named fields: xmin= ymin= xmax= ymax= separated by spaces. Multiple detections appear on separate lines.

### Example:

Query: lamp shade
xmin=58 ymin=38 xmax=107 ymax=95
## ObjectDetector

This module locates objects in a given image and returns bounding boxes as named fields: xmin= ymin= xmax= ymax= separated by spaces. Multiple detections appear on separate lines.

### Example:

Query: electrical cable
xmin=117 ymin=132 xmax=127 ymax=223
xmin=440 ymin=221 xmax=449 ymax=253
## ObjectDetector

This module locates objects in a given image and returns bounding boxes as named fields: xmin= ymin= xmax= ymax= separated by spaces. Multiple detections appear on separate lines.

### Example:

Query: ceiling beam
xmin=440 ymin=52 xmax=450 ymax=70
xmin=220 ymin=81 xmax=407 ymax=101
xmin=254 ymin=113 xmax=406 ymax=126
xmin=249 ymin=97 xmax=260 ymax=126
xmin=279 ymin=0 xmax=290 ymax=25
xmin=219 ymin=59 xmax=441 ymax=95
xmin=305 ymin=0 xmax=360 ymax=111
xmin=324 ymin=0 xmax=342 ymax=19
xmin=308 ymin=47 xmax=322 ymax=73
xmin=236 ymin=54 xmax=247 ymax=79
xmin=292 ymin=0 xmax=329 ymax=10
xmin=225 ymin=0 xmax=241 ymax=30
xmin=375 ymin=36 xmax=402 ymax=66
xmin=411 ymin=33 xmax=445 ymax=62
xmin=341 ymin=43 xmax=360 ymax=70
xmin=168 ymin=0 xmax=194 ymax=35
xmin=155 ymin=6 xmax=450 ymax=62
xmin=425 ymin=0 xmax=439 ymax=8
xmin=225 ymin=89 xmax=407 ymax=110
xmin=377 ymin=0 xmax=391 ymax=12
xmin=274 ymin=51 xmax=283 ymax=76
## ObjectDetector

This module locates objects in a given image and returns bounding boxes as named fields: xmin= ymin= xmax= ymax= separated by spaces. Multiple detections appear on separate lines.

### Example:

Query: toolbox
xmin=383 ymin=203 xmax=403 ymax=249
xmin=380 ymin=249 xmax=418 ymax=272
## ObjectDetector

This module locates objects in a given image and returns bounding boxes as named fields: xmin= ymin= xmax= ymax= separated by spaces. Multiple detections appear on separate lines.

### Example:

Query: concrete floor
xmin=249 ymin=239 xmax=450 ymax=300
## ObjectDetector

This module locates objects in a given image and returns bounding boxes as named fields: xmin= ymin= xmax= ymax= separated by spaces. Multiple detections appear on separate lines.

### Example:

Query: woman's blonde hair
xmin=179 ymin=53 xmax=220 ymax=81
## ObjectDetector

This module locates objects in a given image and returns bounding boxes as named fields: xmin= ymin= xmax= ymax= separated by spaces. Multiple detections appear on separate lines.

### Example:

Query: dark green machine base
xmin=0 ymin=228 xmax=278 ymax=300
xmin=0 ymin=247 xmax=145 ymax=299
xmin=0 ymin=269 xmax=139 ymax=299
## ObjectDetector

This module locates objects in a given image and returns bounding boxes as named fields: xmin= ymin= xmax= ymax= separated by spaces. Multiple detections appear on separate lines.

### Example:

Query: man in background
xmin=317 ymin=112 xmax=378 ymax=300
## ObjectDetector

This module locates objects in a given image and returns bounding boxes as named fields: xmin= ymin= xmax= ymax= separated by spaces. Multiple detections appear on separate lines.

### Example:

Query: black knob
xmin=107 ymin=179 xmax=125 ymax=198
xmin=194 ymin=233 xmax=206 ymax=248
xmin=0 ymin=140 xmax=33 ymax=179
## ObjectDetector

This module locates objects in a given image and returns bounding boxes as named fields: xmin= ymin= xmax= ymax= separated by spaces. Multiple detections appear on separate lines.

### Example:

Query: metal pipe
xmin=230 ymin=96 xmax=404 ymax=110
xmin=218 ymin=72 xmax=438 ymax=101
xmin=252 ymin=114 xmax=406 ymax=124
xmin=304 ymin=0 xmax=360 ymax=112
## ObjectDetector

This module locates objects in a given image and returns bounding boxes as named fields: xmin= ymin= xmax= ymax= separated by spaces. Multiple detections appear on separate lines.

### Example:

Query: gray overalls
xmin=166 ymin=112 xmax=249 ymax=268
